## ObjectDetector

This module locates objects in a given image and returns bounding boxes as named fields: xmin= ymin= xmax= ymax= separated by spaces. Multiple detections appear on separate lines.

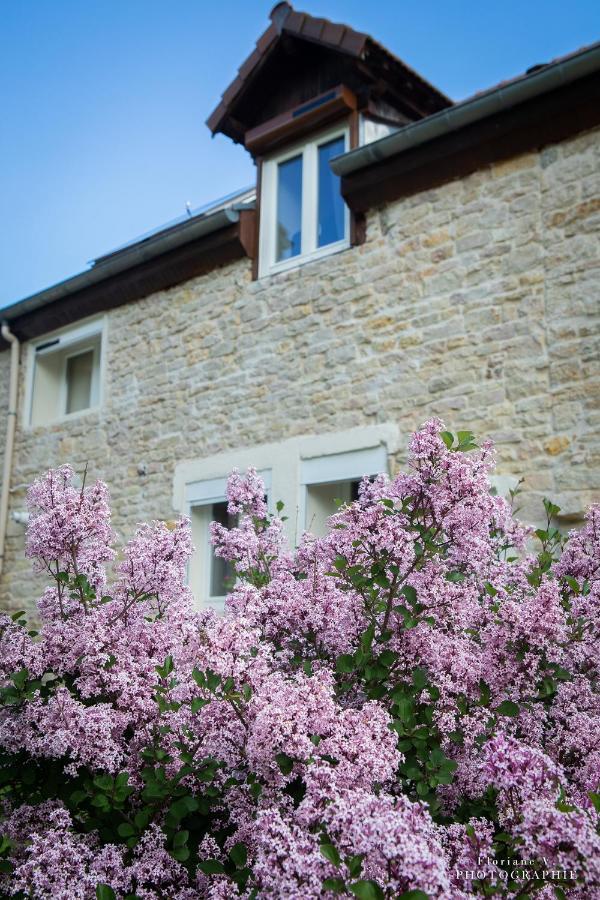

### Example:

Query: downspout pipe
xmin=0 ymin=322 xmax=20 ymax=579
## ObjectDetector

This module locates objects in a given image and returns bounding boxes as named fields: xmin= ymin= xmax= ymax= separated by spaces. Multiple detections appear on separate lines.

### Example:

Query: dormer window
xmin=259 ymin=128 xmax=349 ymax=276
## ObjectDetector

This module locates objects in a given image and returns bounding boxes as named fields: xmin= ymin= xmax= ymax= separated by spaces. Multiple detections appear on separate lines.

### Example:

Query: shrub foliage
xmin=1 ymin=419 xmax=599 ymax=898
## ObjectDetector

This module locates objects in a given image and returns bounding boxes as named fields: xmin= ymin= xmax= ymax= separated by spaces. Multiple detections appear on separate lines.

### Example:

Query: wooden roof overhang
xmin=335 ymin=58 xmax=600 ymax=212
xmin=0 ymin=208 xmax=256 ymax=348
xmin=206 ymin=2 xmax=451 ymax=154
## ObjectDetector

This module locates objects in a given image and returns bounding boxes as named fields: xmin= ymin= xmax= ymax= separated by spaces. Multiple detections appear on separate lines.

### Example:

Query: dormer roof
xmin=207 ymin=2 xmax=452 ymax=148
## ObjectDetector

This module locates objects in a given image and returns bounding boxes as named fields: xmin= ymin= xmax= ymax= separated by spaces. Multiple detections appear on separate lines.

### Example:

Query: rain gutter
xmin=330 ymin=43 xmax=600 ymax=177
xmin=0 ymin=207 xmax=240 ymax=325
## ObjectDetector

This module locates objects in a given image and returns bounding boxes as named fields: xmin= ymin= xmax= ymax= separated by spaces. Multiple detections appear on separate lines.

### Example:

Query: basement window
xmin=300 ymin=445 xmax=388 ymax=538
xmin=259 ymin=127 xmax=349 ymax=276
xmin=186 ymin=471 xmax=272 ymax=612
xmin=28 ymin=320 xmax=104 ymax=426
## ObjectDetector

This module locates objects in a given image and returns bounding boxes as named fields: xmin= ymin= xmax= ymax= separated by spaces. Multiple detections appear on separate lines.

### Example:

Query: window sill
xmin=259 ymin=238 xmax=350 ymax=279
xmin=26 ymin=404 xmax=101 ymax=431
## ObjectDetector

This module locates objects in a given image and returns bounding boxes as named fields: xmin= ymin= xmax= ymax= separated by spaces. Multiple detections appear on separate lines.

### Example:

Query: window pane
xmin=210 ymin=501 xmax=237 ymax=597
xmin=276 ymin=154 xmax=302 ymax=261
xmin=318 ymin=136 xmax=345 ymax=247
xmin=65 ymin=350 xmax=94 ymax=414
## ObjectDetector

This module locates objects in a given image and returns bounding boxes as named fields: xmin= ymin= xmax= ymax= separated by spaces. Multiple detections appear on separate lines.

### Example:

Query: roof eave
xmin=1 ymin=206 xmax=242 ymax=327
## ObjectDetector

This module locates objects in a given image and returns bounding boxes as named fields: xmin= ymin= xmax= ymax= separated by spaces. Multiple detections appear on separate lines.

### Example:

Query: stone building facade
xmin=1 ymin=5 xmax=599 ymax=614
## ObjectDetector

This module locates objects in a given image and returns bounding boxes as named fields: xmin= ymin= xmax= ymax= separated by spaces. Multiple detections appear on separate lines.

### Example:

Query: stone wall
xmin=1 ymin=124 xmax=599 ymax=613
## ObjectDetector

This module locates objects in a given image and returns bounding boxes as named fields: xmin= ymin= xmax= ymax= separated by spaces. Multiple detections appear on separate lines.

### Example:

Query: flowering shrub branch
xmin=0 ymin=420 xmax=599 ymax=899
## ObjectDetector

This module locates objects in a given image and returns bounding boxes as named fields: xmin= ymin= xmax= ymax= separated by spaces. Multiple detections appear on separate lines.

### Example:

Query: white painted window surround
xmin=259 ymin=125 xmax=350 ymax=278
xmin=25 ymin=317 xmax=106 ymax=427
xmin=174 ymin=424 xmax=400 ymax=610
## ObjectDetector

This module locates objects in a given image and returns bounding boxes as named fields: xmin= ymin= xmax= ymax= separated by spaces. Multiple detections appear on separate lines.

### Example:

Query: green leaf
xmin=401 ymin=585 xmax=418 ymax=606
xmin=440 ymin=431 xmax=454 ymax=449
xmin=320 ymin=843 xmax=341 ymax=866
xmin=445 ymin=571 xmax=465 ymax=583
xmin=198 ymin=859 xmax=226 ymax=875
xmin=192 ymin=668 xmax=206 ymax=688
xmin=117 ymin=823 xmax=136 ymax=838
xmin=412 ymin=667 xmax=428 ymax=690
xmin=275 ymin=752 xmax=294 ymax=776
xmin=155 ymin=655 xmax=173 ymax=679
xmin=134 ymin=810 xmax=151 ymax=831
xmin=11 ymin=668 xmax=29 ymax=691
xmin=206 ymin=670 xmax=221 ymax=692
xmin=378 ymin=649 xmax=397 ymax=667
xmin=229 ymin=842 xmax=248 ymax=868
xmin=173 ymin=830 xmax=189 ymax=849
xmin=335 ymin=654 xmax=355 ymax=674
xmin=588 ymin=792 xmax=600 ymax=813
xmin=496 ymin=700 xmax=520 ymax=717
xmin=93 ymin=774 xmax=114 ymax=792
xmin=96 ymin=886 xmax=116 ymax=900
xmin=346 ymin=854 xmax=364 ymax=878
xmin=323 ymin=877 xmax=346 ymax=893
xmin=398 ymin=892 xmax=430 ymax=900
xmin=394 ymin=697 xmax=414 ymax=722
xmin=349 ymin=880 xmax=385 ymax=900
xmin=191 ymin=697 xmax=209 ymax=714
xmin=171 ymin=846 xmax=190 ymax=862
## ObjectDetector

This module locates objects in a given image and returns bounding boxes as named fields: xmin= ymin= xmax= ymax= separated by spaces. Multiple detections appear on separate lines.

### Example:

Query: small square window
xmin=29 ymin=321 xmax=103 ymax=426
xmin=260 ymin=127 xmax=349 ymax=276
xmin=300 ymin=445 xmax=388 ymax=538
xmin=186 ymin=471 xmax=272 ymax=612
xmin=305 ymin=478 xmax=360 ymax=537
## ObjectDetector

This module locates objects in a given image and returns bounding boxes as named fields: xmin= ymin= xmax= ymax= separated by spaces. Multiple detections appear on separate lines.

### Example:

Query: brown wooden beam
xmin=341 ymin=73 xmax=600 ymax=213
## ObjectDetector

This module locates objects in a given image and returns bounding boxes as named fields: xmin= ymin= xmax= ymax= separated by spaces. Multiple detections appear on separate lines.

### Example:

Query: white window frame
xmin=174 ymin=425 xmax=400 ymax=561
xmin=299 ymin=445 xmax=389 ymax=536
xmin=61 ymin=343 xmax=101 ymax=417
xmin=25 ymin=317 xmax=106 ymax=427
xmin=259 ymin=125 xmax=350 ymax=278
xmin=185 ymin=470 xmax=272 ymax=612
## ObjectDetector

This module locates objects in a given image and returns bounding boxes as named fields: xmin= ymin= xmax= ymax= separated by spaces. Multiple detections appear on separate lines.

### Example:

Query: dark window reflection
xmin=210 ymin=501 xmax=237 ymax=597
xmin=317 ymin=136 xmax=345 ymax=247
xmin=277 ymin=155 xmax=303 ymax=261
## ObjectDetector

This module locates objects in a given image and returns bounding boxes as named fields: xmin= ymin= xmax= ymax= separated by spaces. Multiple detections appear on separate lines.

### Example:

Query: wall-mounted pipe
xmin=0 ymin=322 xmax=20 ymax=579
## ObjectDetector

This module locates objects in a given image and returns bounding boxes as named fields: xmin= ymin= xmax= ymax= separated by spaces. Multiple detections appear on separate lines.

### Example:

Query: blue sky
xmin=1 ymin=0 xmax=598 ymax=307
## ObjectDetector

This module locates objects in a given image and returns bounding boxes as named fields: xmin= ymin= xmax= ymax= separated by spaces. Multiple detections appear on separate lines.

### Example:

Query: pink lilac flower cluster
xmin=1 ymin=420 xmax=599 ymax=899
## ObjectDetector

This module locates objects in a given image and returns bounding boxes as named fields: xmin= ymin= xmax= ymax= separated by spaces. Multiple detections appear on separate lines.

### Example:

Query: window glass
xmin=317 ymin=136 xmax=345 ymax=247
xmin=276 ymin=154 xmax=302 ymax=261
xmin=209 ymin=501 xmax=237 ymax=598
xmin=305 ymin=478 xmax=360 ymax=538
xmin=66 ymin=349 xmax=94 ymax=414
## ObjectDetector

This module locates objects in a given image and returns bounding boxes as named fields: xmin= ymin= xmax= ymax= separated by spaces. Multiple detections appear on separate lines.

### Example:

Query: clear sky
xmin=0 ymin=0 xmax=598 ymax=308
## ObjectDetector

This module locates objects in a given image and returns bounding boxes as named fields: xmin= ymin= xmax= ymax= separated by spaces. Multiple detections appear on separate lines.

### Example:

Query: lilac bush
xmin=1 ymin=420 xmax=599 ymax=899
